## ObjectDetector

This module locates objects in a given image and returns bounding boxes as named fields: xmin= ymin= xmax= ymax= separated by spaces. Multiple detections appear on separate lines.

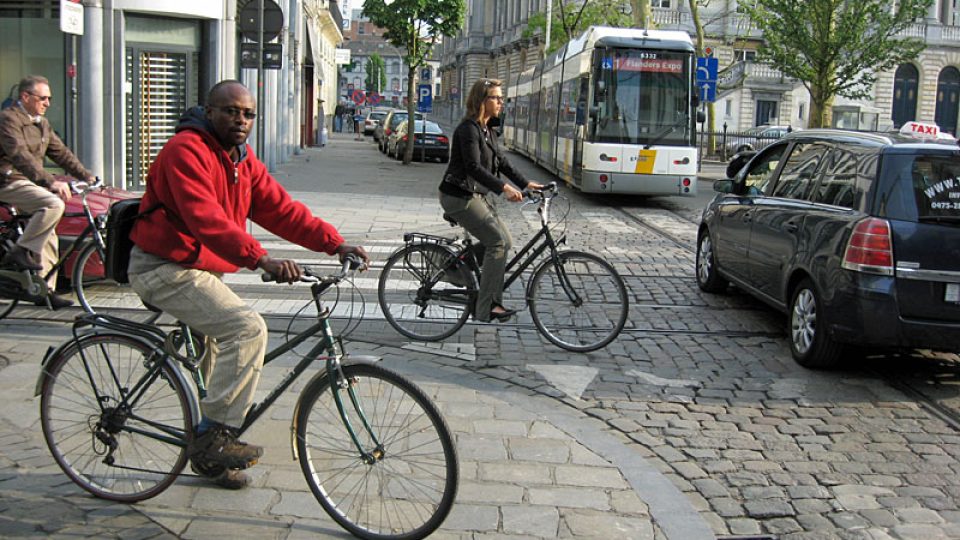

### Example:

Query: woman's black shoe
xmin=489 ymin=308 xmax=516 ymax=322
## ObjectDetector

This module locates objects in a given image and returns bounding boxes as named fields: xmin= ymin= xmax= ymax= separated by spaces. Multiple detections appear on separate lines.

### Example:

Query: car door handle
xmin=784 ymin=220 xmax=799 ymax=233
xmin=741 ymin=211 xmax=753 ymax=223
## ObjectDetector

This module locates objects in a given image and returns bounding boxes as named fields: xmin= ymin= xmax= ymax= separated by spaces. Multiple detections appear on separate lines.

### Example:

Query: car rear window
xmin=910 ymin=156 xmax=960 ymax=220
xmin=880 ymin=153 xmax=960 ymax=223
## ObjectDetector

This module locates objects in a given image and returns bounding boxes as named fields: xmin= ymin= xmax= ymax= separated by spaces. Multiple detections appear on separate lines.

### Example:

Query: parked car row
xmin=385 ymin=120 xmax=449 ymax=163
xmin=698 ymin=122 xmax=960 ymax=369
xmin=366 ymin=108 xmax=450 ymax=163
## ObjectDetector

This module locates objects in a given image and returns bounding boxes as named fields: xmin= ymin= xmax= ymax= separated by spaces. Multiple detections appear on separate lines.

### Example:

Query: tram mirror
xmin=697 ymin=110 xmax=706 ymax=123
xmin=589 ymin=106 xmax=600 ymax=119
xmin=596 ymin=80 xmax=606 ymax=97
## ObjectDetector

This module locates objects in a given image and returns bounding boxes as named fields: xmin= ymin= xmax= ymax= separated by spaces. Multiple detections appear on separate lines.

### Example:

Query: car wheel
xmin=789 ymin=278 xmax=844 ymax=369
xmin=696 ymin=230 xmax=728 ymax=293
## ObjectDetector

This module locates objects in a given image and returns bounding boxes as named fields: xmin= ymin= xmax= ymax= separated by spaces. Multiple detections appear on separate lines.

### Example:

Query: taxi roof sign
xmin=899 ymin=121 xmax=956 ymax=142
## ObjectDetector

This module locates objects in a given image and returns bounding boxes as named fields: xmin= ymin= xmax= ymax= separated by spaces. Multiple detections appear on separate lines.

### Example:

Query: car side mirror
xmin=713 ymin=179 xmax=735 ymax=194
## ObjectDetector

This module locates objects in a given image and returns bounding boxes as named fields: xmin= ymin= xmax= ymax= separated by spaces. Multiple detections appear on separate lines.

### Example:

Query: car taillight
xmin=438 ymin=136 xmax=449 ymax=144
xmin=401 ymin=135 xmax=408 ymax=142
xmin=841 ymin=217 xmax=894 ymax=276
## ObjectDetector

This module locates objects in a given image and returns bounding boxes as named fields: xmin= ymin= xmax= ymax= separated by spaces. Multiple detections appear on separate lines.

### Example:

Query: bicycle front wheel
xmin=378 ymin=243 xmax=474 ymax=341
xmin=39 ymin=334 xmax=193 ymax=502
xmin=528 ymin=250 xmax=629 ymax=352
xmin=72 ymin=242 xmax=160 ymax=323
xmin=296 ymin=362 xmax=458 ymax=540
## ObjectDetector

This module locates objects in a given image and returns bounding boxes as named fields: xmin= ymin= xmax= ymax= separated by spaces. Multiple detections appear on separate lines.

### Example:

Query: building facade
xmin=0 ymin=0 xmax=343 ymax=190
xmin=437 ymin=0 xmax=960 ymax=136
xmin=338 ymin=14 xmax=409 ymax=108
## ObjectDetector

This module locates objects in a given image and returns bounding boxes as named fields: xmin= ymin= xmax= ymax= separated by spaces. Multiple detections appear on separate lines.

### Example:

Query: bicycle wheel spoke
xmin=297 ymin=363 xmax=457 ymax=540
xmin=40 ymin=335 xmax=191 ymax=502
xmin=529 ymin=251 xmax=629 ymax=352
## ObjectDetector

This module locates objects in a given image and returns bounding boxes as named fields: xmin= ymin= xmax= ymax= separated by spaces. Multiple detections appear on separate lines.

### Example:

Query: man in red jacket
xmin=129 ymin=80 xmax=369 ymax=489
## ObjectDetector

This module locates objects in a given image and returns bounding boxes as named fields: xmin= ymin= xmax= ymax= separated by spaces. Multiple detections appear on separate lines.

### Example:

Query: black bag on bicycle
xmin=105 ymin=198 xmax=146 ymax=284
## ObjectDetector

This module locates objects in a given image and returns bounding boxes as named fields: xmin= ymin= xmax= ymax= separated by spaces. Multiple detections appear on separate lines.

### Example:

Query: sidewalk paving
xmin=0 ymin=132 xmax=713 ymax=539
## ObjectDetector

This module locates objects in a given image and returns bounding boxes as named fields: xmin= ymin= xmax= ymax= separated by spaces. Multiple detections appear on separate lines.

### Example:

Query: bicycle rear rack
xmin=403 ymin=232 xmax=458 ymax=246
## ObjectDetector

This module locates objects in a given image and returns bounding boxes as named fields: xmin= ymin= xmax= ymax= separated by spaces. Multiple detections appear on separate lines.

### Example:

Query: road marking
xmin=528 ymin=364 xmax=598 ymax=400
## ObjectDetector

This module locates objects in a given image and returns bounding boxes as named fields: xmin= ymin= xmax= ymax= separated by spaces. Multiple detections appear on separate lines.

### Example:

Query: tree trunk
xmin=808 ymin=85 xmax=833 ymax=128
xmin=632 ymin=0 xmax=653 ymax=28
xmin=404 ymin=66 xmax=416 ymax=164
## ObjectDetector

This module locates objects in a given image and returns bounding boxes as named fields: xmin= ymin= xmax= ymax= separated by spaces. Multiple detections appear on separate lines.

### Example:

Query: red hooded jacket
xmin=131 ymin=113 xmax=344 ymax=273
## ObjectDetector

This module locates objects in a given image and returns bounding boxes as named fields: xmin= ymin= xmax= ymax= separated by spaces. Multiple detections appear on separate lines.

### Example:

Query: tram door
xmin=572 ymin=76 xmax=589 ymax=185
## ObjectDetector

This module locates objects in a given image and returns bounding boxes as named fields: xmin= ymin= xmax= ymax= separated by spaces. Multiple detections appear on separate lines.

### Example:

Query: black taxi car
xmin=696 ymin=122 xmax=960 ymax=368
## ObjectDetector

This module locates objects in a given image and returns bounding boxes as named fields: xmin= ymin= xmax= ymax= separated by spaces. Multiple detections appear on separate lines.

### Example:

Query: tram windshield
xmin=590 ymin=48 xmax=693 ymax=146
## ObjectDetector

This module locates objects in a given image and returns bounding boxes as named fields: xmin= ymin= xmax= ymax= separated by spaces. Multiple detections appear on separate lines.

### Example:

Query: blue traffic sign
xmin=696 ymin=57 xmax=718 ymax=103
xmin=698 ymin=81 xmax=717 ymax=103
xmin=696 ymin=57 xmax=718 ymax=82
xmin=417 ymin=83 xmax=432 ymax=113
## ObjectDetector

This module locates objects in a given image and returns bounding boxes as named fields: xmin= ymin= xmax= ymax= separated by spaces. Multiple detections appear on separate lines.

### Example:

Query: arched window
xmin=892 ymin=64 xmax=919 ymax=129
xmin=935 ymin=66 xmax=960 ymax=136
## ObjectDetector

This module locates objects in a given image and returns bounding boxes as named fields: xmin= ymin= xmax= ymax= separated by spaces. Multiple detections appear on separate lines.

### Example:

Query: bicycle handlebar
xmin=260 ymin=253 xmax=365 ymax=284
xmin=70 ymin=176 xmax=104 ymax=195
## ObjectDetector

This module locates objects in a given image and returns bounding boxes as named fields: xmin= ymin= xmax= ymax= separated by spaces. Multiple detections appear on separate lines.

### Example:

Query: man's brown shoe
xmin=36 ymin=293 xmax=74 ymax=310
xmin=188 ymin=425 xmax=263 ymax=471
xmin=1 ymin=245 xmax=41 ymax=271
xmin=190 ymin=459 xmax=251 ymax=490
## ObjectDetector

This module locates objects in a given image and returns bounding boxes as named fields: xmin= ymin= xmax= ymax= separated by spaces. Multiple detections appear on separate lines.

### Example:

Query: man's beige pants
xmin=0 ymin=179 xmax=64 ymax=288
xmin=130 ymin=264 xmax=268 ymax=428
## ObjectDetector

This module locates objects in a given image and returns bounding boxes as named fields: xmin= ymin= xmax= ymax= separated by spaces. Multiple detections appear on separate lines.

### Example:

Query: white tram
xmin=503 ymin=26 xmax=700 ymax=196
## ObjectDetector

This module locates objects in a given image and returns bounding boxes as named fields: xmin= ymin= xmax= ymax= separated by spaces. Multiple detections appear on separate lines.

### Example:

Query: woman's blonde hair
xmin=464 ymin=78 xmax=501 ymax=121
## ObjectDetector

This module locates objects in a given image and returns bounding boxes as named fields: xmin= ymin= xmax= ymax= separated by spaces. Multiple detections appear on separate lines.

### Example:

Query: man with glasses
xmin=128 ymin=80 xmax=369 ymax=490
xmin=0 ymin=75 xmax=96 ymax=309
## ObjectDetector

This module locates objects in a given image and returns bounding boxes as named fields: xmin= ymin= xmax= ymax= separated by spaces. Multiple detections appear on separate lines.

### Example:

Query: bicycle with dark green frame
xmin=378 ymin=182 xmax=629 ymax=352
xmin=35 ymin=255 xmax=459 ymax=540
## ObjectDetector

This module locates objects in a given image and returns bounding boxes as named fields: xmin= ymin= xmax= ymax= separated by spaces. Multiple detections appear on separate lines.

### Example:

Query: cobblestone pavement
xmin=1 ymin=131 xmax=959 ymax=539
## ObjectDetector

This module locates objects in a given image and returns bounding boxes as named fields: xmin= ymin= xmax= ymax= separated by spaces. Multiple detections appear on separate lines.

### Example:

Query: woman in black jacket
xmin=438 ymin=78 xmax=543 ymax=322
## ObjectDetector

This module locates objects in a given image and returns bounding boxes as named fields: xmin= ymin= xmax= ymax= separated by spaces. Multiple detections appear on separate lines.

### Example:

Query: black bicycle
xmin=36 ymin=255 xmax=459 ymax=540
xmin=0 ymin=178 xmax=156 ymax=321
xmin=377 ymin=183 xmax=629 ymax=352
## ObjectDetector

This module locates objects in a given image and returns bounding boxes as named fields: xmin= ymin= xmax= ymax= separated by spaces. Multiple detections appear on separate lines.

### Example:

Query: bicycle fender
xmin=34 ymin=344 xmax=61 ymax=397
xmin=289 ymin=355 xmax=381 ymax=461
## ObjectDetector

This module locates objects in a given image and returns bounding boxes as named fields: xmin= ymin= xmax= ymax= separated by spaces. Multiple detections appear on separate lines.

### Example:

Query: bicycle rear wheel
xmin=296 ymin=362 xmax=458 ymax=540
xmin=528 ymin=250 xmax=629 ymax=352
xmin=39 ymin=334 xmax=192 ymax=502
xmin=378 ymin=243 xmax=474 ymax=341
xmin=72 ymin=242 xmax=160 ymax=323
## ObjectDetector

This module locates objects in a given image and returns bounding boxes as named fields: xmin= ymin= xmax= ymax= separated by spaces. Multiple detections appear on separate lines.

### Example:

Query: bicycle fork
xmin=329 ymin=357 xmax=385 ymax=464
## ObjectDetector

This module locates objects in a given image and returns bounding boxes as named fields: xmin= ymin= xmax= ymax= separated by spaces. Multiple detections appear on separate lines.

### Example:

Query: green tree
xmin=740 ymin=0 xmax=931 ymax=128
xmin=524 ymin=0 xmax=631 ymax=54
xmin=363 ymin=0 xmax=465 ymax=164
xmin=365 ymin=53 xmax=387 ymax=93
